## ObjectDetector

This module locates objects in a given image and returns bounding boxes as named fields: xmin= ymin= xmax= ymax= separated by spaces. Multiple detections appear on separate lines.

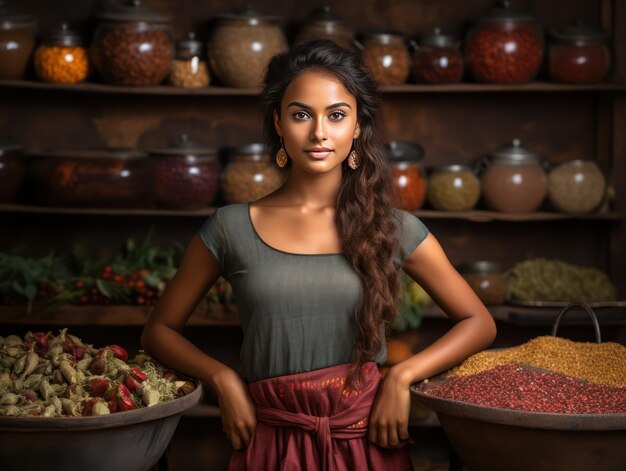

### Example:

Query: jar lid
xmin=550 ymin=20 xmax=608 ymax=42
xmin=457 ymin=261 xmax=503 ymax=275
xmin=361 ymin=29 xmax=405 ymax=43
xmin=387 ymin=141 xmax=424 ymax=163
xmin=431 ymin=164 xmax=472 ymax=174
xmin=217 ymin=4 xmax=281 ymax=25
xmin=149 ymin=134 xmax=216 ymax=156
xmin=492 ymin=139 xmax=540 ymax=164
xmin=30 ymin=148 xmax=146 ymax=160
xmin=0 ymin=138 xmax=22 ymax=156
xmin=302 ymin=5 xmax=347 ymax=25
xmin=97 ymin=0 xmax=169 ymax=23
xmin=0 ymin=0 xmax=36 ymax=27
xmin=231 ymin=143 xmax=268 ymax=155
xmin=177 ymin=32 xmax=203 ymax=55
xmin=420 ymin=27 xmax=457 ymax=48
xmin=44 ymin=23 xmax=83 ymax=47
xmin=475 ymin=0 xmax=535 ymax=23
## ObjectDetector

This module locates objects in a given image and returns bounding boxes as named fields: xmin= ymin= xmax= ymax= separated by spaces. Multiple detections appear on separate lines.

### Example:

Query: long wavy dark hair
xmin=261 ymin=39 xmax=401 ymax=389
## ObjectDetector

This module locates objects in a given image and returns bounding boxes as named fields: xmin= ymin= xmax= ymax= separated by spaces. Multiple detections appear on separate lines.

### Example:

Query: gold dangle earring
xmin=348 ymin=140 xmax=360 ymax=170
xmin=276 ymin=137 xmax=288 ymax=168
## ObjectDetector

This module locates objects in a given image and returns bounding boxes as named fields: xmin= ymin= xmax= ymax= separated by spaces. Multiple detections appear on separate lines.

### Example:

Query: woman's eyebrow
xmin=286 ymin=101 xmax=352 ymax=110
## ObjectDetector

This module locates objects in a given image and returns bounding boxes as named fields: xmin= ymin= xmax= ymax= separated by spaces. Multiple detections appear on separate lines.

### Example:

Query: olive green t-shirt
xmin=198 ymin=202 xmax=429 ymax=382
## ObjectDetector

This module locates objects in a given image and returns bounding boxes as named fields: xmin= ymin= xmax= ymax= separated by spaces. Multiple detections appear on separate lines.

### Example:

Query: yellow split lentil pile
xmin=447 ymin=336 xmax=626 ymax=388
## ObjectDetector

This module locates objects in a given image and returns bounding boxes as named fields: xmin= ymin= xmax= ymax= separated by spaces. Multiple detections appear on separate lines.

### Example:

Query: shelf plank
xmin=2 ymin=79 xmax=626 ymax=96
xmin=0 ymin=204 xmax=621 ymax=222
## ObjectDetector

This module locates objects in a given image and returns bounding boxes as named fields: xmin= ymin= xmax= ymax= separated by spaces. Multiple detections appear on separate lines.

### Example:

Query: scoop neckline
xmin=246 ymin=202 xmax=343 ymax=257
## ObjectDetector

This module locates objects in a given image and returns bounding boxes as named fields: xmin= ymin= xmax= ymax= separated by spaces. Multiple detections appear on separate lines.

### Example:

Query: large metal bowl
xmin=0 ymin=383 xmax=202 ymax=471
xmin=411 ymin=365 xmax=626 ymax=471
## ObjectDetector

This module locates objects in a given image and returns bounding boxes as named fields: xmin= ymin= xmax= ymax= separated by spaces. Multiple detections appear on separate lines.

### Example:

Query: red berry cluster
xmin=76 ymin=266 xmax=159 ymax=306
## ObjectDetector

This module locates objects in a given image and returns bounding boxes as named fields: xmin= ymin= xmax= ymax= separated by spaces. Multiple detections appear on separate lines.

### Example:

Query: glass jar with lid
xmin=427 ymin=164 xmax=481 ymax=211
xmin=480 ymin=139 xmax=547 ymax=212
xmin=457 ymin=261 xmax=507 ymax=305
xmin=547 ymin=160 xmax=606 ymax=213
xmin=170 ymin=32 xmax=209 ymax=88
xmin=465 ymin=1 xmax=544 ymax=84
xmin=359 ymin=31 xmax=410 ymax=85
xmin=91 ymin=0 xmax=173 ymax=86
xmin=0 ymin=139 xmax=26 ymax=203
xmin=294 ymin=6 xmax=354 ymax=50
xmin=549 ymin=22 xmax=611 ymax=84
xmin=387 ymin=141 xmax=426 ymax=211
xmin=222 ymin=143 xmax=287 ymax=204
xmin=27 ymin=148 xmax=151 ymax=208
xmin=207 ymin=6 xmax=288 ymax=88
xmin=149 ymin=134 xmax=221 ymax=210
xmin=0 ymin=3 xmax=36 ymax=79
xmin=410 ymin=28 xmax=464 ymax=84
xmin=34 ymin=23 xmax=89 ymax=84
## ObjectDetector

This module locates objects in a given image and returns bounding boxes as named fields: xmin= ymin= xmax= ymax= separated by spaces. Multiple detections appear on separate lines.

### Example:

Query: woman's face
xmin=274 ymin=71 xmax=360 ymax=174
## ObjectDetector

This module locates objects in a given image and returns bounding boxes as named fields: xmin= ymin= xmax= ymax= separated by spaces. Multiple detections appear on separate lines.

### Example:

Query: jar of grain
xmin=0 ymin=5 xmax=36 ymax=79
xmin=410 ymin=28 xmax=464 ymax=84
xmin=549 ymin=22 xmax=610 ymax=84
xmin=359 ymin=31 xmax=410 ymax=85
xmin=207 ymin=7 xmax=288 ymax=88
xmin=170 ymin=32 xmax=209 ymax=88
xmin=295 ymin=6 xmax=354 ymax=50
xmin=465 ymin=1 xmax=544 ymax=84
xmin=427 ymin=165 xmax=480 ymax=211
xmin=547 ymin=160 xmax=606 ymax=213
xmin=0 ymin=139 xmax=26 ymax=203
xmin=91 ymin=0 xmax=173 ymax=86
xmin=222 ymin=144 xmax=287 ymax=204
xmin=457 ymin=261 xmax=507 ymax=305
xmin=481 ymin=139 xmax=547 ymax=212
xmin=34 ymin=23 xmax=89 ymax=84
xmin=387 ymin=141 xmax=426 ymax=211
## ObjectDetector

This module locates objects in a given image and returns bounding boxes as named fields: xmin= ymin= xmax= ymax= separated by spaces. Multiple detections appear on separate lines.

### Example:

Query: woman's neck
xmin=276 ymin=166 xmax=343 ymax=210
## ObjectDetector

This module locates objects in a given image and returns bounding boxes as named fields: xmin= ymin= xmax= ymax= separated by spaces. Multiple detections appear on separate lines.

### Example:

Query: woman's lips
xmin=305 ymin=150 xmax=333 ymax=159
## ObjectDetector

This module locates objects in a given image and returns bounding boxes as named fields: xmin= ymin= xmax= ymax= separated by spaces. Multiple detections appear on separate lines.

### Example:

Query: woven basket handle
xmin=551 ymin=302 xmax=602 ymax=343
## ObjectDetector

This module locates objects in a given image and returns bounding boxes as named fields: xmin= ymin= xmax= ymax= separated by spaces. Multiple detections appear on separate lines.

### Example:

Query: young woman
xmin=141 ymin=39 xmax=496 ymax=470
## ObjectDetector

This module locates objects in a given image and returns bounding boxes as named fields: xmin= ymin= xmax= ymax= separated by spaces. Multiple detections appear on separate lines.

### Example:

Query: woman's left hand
xmin=368 ymin=366 xmax=412 ymax=449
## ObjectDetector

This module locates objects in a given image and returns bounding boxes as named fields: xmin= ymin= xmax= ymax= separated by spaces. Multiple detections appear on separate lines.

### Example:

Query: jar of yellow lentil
xmin=34 ymin=23 xmax=89 ymax=84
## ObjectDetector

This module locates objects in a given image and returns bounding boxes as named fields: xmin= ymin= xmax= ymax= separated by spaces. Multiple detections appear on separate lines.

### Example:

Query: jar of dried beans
xmin=388 ymin=141 xmax=426 ymax=211
xmin=0 ymin=139 xmax=26 ymax=203
xmin=427 ymin=165 xmax=480 ymax=211
xmin=149 ymin=135 xmax=221 ymax=210
xmin=465 ymin=1 xmax=544 ymax=84
xmin=34 ymin=23 xmax=89 ymax=84
xmin=547 ymin=160 xmax=606 ymax=213
xmin=457 ymin=261 xmax=507 ymax=305
xmin=295 ymin=6 xmax=354 ymax=50
xmin=208 ymin=6 xmax=288 ymax=88
xmin=548 ymin=22 xmax=611 ymax=84
xmin=170 ymin=32 xmax=209 ymax=88
xmin=481 ymin=139 xmax=548 ymax=212
xmin=0 ymin=5 xmax=36 ymax=79
xmin=359 ymin=31 xmax=410 ymax=86
xmin=410 ymin=28 xmax=464 ymax=84
xmin=91 ymin=0 xmax=173 ymax=86
xmin=222 ymin=143 xmax=287 ymax=204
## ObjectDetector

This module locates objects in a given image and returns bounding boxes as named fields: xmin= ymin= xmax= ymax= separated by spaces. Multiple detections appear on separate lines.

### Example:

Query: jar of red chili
xmin=410 ymin=28 xmax=464 ymax=84
xmin=548 ymin=22 xmax=611 ymax=84
xmin=149 ymin=134 xmax=220 ymax=210
xmin=387 ymin=141 xmax=426 ymax=211
xmin=359 ymin=31 xmax=410 ymax=86
xmin=481 ymin=139 xmax=547 ymax=212
xmin=465 ymin=1 xmax=544 ymax=84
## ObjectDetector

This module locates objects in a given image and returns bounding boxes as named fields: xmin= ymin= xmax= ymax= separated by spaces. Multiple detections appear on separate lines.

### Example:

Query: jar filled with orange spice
xmin=388 ymin=141 xmax=426 ymax=211
xmin=34 ymin=23 xmax=89 ymax=84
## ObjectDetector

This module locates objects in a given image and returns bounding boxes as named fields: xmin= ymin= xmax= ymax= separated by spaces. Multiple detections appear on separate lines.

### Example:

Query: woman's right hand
xmin=213 ymin=368 xmax=257 ymax=450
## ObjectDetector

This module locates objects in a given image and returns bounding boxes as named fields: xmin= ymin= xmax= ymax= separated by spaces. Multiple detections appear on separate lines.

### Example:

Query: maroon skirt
xmin=228 ymin=362 xmax=414 ymax=470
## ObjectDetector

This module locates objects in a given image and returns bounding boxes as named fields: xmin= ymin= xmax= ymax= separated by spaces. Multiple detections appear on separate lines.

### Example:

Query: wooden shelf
xmin=2 ymin=79 xmax=626 ymax=96
xmin=1 ymin=203 xmax=621 ymax=222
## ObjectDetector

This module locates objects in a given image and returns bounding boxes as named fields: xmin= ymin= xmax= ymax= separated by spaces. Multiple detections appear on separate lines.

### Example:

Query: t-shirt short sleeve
xmin=395 ymin=209 xmax=429 ymax=262
xmin=198 ymin=208 xmax=227 ymax=275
